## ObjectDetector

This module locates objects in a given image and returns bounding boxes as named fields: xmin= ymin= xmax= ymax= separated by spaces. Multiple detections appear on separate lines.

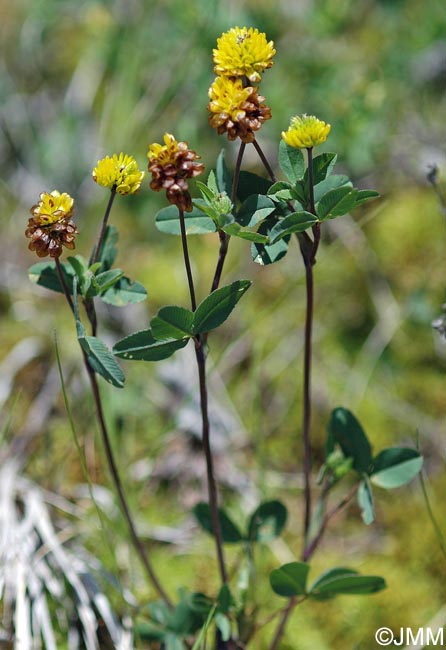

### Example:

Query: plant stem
xmin=302 ymin=259 xmax=313 ymax=545
xmin=91 ymin=187 xmax=117 ymax=265
xmin=55 ymin=257 xmax=172 ymax=607
xmin=177 ymin=207 xmax=228 ymax=585
xmin=178 ymin=208 xmax=197 ymax=311
xmin=253 ymin=139 xmax=277 ymax=183
xmin=210 ymin=142 xmax=246 ymax=294
xmin=195 ymin=340 xmax=228 ymax=584
xmin=269 ymin=597 xmax=297 ymax=650
xmin=302 ymin=482 xmax=359 ymax=561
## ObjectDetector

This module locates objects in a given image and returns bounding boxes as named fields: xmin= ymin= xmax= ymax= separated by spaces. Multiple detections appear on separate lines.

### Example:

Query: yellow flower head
xmin=30 ymin=190 xmax=74 ymax=225
xmin=213 ymin=26 xmax=275 ymax=83
xmin=26 ymin=190 xmax=78 ymax=258
xmin=208 ymin=76 xmax=272 ymax=143
xmin=92 ymin=153 xmax=144 ymax=195
xmin=281 ymin=114 xmax=331 ymax=149
xmin=147 ymin=133 xmax=186 ymax=165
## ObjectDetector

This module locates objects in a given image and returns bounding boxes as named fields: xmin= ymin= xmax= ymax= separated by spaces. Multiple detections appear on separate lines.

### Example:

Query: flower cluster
xmin=147 ymin=133 xmax=204 ymax=212
xmin=208 ymin=26 xmax=274 ymax=143
xmin=25 ymin=191 xmax=78 ymax=258
xmin=282 ymin=114 xmax=331 ymax=149
xmin=92 ymin=153 xmax=144 ymax=195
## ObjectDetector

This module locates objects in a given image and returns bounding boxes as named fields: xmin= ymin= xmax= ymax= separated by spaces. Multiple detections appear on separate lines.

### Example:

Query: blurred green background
xmin=1 ymin=0 xmax=445 ymax=647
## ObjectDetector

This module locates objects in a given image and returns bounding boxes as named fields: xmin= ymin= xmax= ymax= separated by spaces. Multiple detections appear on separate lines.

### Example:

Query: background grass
xmin=1 ymin=0 xmax=445 ymax=647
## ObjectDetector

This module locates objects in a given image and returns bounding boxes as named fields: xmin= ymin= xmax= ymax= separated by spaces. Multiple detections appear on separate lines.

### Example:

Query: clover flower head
xmin=92 ymin=153 xmax=144 ymax=195
xmin=213 ymin=26 xmax=275 ymax=83
xmin=147 ymin=133 xmax=204 ymax=212
xmin=26 ymin=191 xmax=78 ymax=258
xmin=281 ymin=114 xmax=331 ymax=149
xmin=208 ymin=76 xmax=271 ymax=143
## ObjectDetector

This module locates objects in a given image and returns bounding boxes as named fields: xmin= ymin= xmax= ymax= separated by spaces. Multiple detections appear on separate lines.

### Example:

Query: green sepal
xmin=193 ymin=502 xmax=244 ymax=544
xmin=192 ymin=280 xmax=251 ymax=334
xmin=269 ymin=562 xmax=310 ymax=597
xmin=269 ymin=212 xmax=318 ymax=243
xmin=151 ymin=306 xmax=194 ymax=341
xmin=113 ymin=329 xmax=189 ymax=361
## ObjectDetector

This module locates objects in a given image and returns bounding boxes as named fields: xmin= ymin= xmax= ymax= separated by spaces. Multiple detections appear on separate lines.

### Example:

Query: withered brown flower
xmin=147 ymin=134 xmax=204 ymax=212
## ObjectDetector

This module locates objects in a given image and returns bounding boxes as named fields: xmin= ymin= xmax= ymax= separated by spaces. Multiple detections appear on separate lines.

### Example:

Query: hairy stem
xmin=91 ymin=187 xmax=117 ymax=265
xmin=55 ymin=257 xmax=172 ymax=607
xmin=210 ymin=142 xmax=246 ymax=294
xmin=177 ymin=207 xmax=228 ymax=585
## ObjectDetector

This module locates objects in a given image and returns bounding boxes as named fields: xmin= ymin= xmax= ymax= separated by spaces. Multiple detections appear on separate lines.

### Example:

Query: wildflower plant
xmin=24 ymin=25 xmax=425 ymax=650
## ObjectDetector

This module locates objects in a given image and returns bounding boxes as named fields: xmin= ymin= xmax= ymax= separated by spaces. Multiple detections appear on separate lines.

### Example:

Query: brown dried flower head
xmin=25 ymin=191 xmax=78 ymax=258
xmin=208 ymin=76 xmax=272 ymax=143
xmin=147 ymin=134 xmax=204 ymax=212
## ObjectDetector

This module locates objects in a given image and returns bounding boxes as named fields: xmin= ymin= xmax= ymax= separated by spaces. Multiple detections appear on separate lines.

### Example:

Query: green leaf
xmin=247 ymin=500 xmax=288 ymax=543
xmin=222 ymin=223 xmax=269 ymax=243
xmin=28 ymin=261 xmax=75 ymax=294
xmin=353 ymin=189 xmax=380 ymax=207
xmin=195 ymin=180 xmax=215 ymax=202
xmin=236 ymin=194 xmax=276 ymax=228
xmin=113 ymin=329 xmax=188 ymax=361
xmin=370 ymin=448 xmax=423 ymax=489
xmin=78 ymin=336 xmax=125 ymax=388
xmin=90 ymin=268 xmax=124 ymax=297
xmin=327 ymin=408 xmax=372 ymax=473
xmin=217 ymin=585 xmax=232 ymax=614
xmin=216 ymin=149 xmax=233 ymax=197
xmin=269 ymin=212 xmax=318 ymax=243
xmin=215 ymin=614 xmax=231 ymax=642
xmin=193 ymin=280 xmax=251 ymax=334
xmin=67 ymin=255 xmax=89 ymax=295
xmin=193 ymin=502 xmax=243 ymax=544
xmin=207 ymin=170 xmax=219 ymax=194
xmin=237 ymin=171 xmax=272 ymax=202
xmin=309 ymin=568 xmax=358 ymax=600
xmin=306 ymin=152 xmax=337 ymax=186
xmin=100 ymin=277 xmax=147 ymax=306
xmin=155 ymin=203 xmax=216 ymax=235
xmin=269 ymin=562 xmax=310 ymax=597
xmin=316 ymin=186 xmax=358 ymax=220
xmin=314 ymin=175 xmax=352 ymax=204
xmin=279 ymin=140 xmax=305 ymax=183
xmin=90 ymin=224 xmax=118 ymax=270
xmin=309 ymin=571 xmax=386 ymax=598
xmin=151 ymin=306 xmax=194 ymax=341
xmin=164 ymin=633 xmax=185 ymax=650
xmin=136 ymin=621 xmax=165 ymax=641
xmin=252 ymin=217 xmax=290 ymax=265
xmin=358 ymin=476 xmax=375 ymax=525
